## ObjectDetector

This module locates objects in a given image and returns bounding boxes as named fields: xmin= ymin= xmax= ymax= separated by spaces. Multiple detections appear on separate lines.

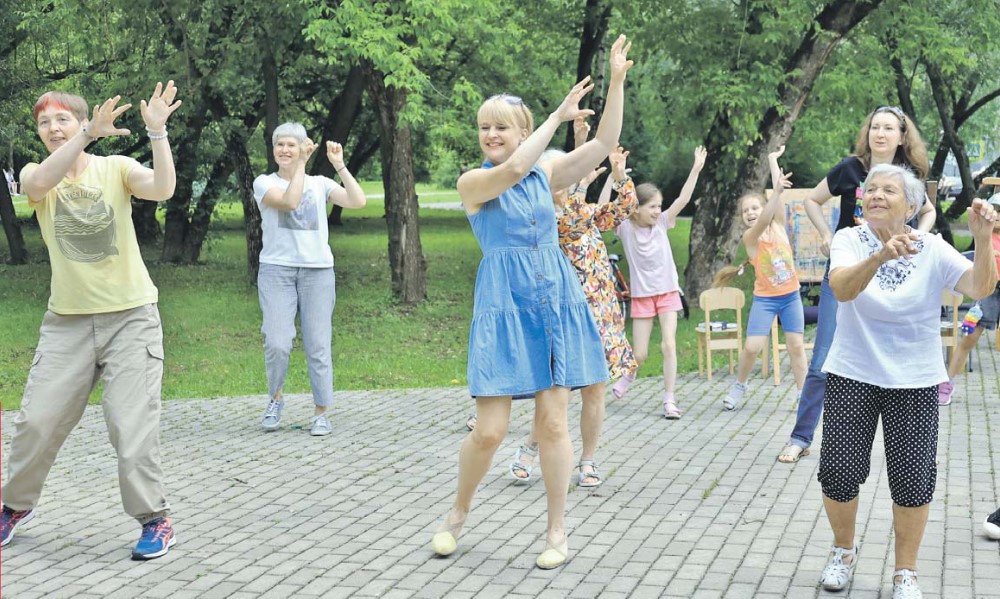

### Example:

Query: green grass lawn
xmin=0 ymin=186 xmax=761 ymax=410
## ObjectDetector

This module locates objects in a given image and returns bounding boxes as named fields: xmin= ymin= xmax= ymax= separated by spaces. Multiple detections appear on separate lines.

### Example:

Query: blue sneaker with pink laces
xmin=132 ymin=517 xmax=176 ymax=560
xmin=1 ymin=506 xmax=35 ymax=546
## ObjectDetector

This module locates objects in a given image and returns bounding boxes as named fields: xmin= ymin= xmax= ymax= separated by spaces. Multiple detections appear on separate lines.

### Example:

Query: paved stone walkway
xmin=2 ymin=338 xmax=999 ymax=598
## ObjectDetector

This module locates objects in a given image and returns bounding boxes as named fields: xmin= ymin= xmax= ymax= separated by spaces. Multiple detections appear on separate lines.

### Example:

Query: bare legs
xmin=533 ymin=386 xmax=572 ymax=565
xmin=513 ymin=382 xmax=604 ymax=484
xmin=433 ymin=396 xmax=511 ymax=554
xmin=658 ymin=311 xmax=678 ymax=394
xmin=734 ymin=335 xmax=769 ymax=384
xmin=946 ymin=327 xmax=982 ymax=379
xmin=578 ymin=383 xmax=605 ymax=484
xmin=823 ymin=496 xmax=929 ymax=575
xmin=435 ymin=387 xmax=574 ymax=567
xmin=784 ymin=332 xmax=808 ymax=392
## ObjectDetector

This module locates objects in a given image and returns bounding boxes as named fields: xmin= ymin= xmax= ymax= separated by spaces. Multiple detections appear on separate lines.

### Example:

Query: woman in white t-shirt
xmin=252 ymin=122 xmax=366 ymax=436
xmin=815 ymin=163 xmax=997 ymax=598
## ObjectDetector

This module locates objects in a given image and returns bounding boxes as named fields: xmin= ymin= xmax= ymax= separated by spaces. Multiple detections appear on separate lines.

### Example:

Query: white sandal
xmin=892 ymin=569 xmax=921 ymax=599
xmin=577 ymin=460 xmax=603 ymax=488
xmin=820 ymin=545 xmax=858 ymax=591
xmin=509 ymin=443 xmax=537 ymax=482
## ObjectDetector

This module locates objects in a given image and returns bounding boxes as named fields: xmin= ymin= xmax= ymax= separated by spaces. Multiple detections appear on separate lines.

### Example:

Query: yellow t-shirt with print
xmin=21 ymin=155 xmax=158 ymax=315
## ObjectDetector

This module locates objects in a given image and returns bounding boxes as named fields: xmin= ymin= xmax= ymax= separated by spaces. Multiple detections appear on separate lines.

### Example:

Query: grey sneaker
xmin=261 ymin=399 xmax=284 ymax=431
xmin=310 ymin=414 xmax=332 ymax=436
xmin=723 ymin=381 xmax=748 ymax=411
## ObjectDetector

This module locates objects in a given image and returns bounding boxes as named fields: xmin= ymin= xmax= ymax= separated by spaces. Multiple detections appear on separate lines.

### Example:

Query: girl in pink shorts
xmin=612 ymin=147 xmax=706 ymax=418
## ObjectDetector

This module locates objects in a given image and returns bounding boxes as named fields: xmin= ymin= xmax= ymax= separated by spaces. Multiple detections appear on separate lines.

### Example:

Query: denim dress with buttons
xmin=465 ymin=163 xmax=609 ymax=397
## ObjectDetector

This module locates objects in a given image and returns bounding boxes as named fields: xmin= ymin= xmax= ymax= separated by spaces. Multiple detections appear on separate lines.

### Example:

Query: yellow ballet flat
xmin=535 ymin=536 xmax=569 ymax=569
xmin=431 ymin=531 xmax=457 ymax=556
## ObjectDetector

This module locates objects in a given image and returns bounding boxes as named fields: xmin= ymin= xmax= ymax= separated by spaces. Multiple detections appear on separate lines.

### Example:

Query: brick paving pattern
xmin=2 ymin=337 xmax=999 ymax=598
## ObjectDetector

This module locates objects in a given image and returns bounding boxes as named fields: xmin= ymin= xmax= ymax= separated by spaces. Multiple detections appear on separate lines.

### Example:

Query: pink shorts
xmin=631 ymin=291 xmax=683 ymax=318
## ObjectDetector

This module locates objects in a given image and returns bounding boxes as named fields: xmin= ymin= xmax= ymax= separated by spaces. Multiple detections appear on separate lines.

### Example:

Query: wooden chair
xmin=941 ymin=290 xmax=963 ymax=363
xmin=768 ymin=318 xmax=815 ymax=385
xmin=696 ymin=287 xmax=745 ymax=380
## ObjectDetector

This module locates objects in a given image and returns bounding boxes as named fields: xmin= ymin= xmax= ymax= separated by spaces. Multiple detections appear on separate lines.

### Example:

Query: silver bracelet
xmin=147 ymin=128 xmax=168 ymax=140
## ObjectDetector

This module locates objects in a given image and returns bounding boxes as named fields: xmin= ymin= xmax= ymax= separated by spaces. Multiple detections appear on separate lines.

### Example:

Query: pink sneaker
xmin=938 ymin=380 xmax=954 ymax=406
xmin=612 ymin=373 xmax=635 ymax=399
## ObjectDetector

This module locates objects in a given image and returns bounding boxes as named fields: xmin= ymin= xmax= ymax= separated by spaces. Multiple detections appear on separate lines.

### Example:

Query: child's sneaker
xmin=132 ymin=517 xmax=176 ymax=560
xmin=612 ymin=373 xmax=635 ymax=399
xmin=1 ymin=506 xmax=35 ymax=546
xmin=938 ymin=380 xmax=955 ymax=406
xmin=724 ymin=381 xmax=748 ymax=411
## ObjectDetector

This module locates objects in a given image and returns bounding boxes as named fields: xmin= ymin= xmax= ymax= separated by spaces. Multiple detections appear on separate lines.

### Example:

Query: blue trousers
xmin=789 ymin=273 xmax=837 ymax=449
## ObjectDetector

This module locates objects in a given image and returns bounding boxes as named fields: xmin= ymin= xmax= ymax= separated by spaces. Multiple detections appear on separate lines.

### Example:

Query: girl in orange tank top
xmin=712 ymin=146 xmax=809 ymax=411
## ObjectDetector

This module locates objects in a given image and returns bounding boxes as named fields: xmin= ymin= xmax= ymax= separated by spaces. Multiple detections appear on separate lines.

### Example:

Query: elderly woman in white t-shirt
xmin=815 ymin=163 xmax=997 ymax=598
xmin=252 ymin=122 xmax=366 ymax=436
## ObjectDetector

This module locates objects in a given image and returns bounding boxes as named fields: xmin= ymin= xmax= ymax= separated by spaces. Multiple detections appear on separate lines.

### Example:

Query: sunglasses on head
xmin=488 ymin=94 xmax=524 ymax=107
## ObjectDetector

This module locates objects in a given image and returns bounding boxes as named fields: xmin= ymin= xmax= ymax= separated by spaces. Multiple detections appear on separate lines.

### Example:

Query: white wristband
xmin=147 ymin=128 xmax=168 ymax=140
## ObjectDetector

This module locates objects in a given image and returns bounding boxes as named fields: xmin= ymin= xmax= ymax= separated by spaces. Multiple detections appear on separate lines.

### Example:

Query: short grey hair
xmin=272 ymin=122 xmax=308 ymax=146
xmin=863 ymin=163 xmax=924 ymax=218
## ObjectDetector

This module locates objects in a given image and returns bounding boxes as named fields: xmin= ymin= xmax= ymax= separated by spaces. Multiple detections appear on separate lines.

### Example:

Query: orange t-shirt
xmin=752 ymin=224 xmax=800 ymax=297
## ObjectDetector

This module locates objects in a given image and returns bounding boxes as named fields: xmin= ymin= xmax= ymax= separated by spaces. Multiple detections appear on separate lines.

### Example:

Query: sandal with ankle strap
xmin=663 ymin=398 xmax=683 ymax=420
xmin=892 ymin=569 xmax=922 ymax=599
xmin=820 ymin=544 xmax=858 ymax=591
xmin=577 ymin=460 xmax=603 ymax=488
xmin=509 ymin=443 xmax=538 ymax=483
xmin=536 ymin=533 xmax=569 ymax=569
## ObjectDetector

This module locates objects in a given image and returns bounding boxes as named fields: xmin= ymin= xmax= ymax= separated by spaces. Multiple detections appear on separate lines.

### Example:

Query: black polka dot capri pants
xmin=817 ymin=373 xmax=938 ymax=508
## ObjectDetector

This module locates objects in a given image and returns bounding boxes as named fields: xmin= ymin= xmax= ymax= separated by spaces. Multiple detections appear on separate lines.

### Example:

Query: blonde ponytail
xmin=712 ymin=261 xmax=749 ymax=288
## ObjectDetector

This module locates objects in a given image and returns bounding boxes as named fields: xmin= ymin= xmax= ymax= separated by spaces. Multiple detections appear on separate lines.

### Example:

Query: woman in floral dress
xmin=508 ymin=141 xmax=638 ymax=489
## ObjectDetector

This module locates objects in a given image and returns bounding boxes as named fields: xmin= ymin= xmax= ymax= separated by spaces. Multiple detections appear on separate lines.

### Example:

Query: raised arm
xmin=23 ymin=96 xmax=132 ymax=201
xmin=829 ymin=231 xmax=919 ymax=302
xmin=803 ymin=177 xmax=835 ymax=256
xmin=594 ymin=146 xmax=637 ymax=231
xmin=128 ymin=81 xmax=183 ymax=202
xmin=915 ymin=195 xmax=935 ymax=232
xmin=458 ymin=77 xmax=595 ymax=210
xmin=665 ymin=146 xmax=707 ymax=223
xmin=546 ymin=35 xmax=632 ymax=190
xmin=261 ymin=140 xmax=316 ymax=211
xmin=955 ymin=199 xmax=999 ymax=299
xmin=744 ymin=146 xmax=793 ymax=246
xmin=326 ymin=142 xmax=366 ymax=209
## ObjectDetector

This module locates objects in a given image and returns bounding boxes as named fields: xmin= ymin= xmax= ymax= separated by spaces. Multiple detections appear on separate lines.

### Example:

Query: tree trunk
xmin=684 ymin=0 xmax=883 ymax=302
xmin=0 ymin=182 xmax=27 ymax=264
xmin=232 ymin=137 xmax=262 ymax=286
xmin=131 ymin=199 xmax=161 ymax=245
xmin=182 ymin=153 xmax=234 ymax=263
xmin=564 ymin=0 xmax=612 ymax=152
xmin=926 ymin=61 xmax=977 ymax=222
xmin=161 ymin=104 xmax=209 ymax=263
xmin=363 ymin=61 xmax=427 ymax=304
xmin=262 ymin=45 xmax=280 ymax=174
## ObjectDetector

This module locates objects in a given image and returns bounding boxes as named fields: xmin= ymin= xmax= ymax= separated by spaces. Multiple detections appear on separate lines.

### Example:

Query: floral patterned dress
xmin=555 ymin=180 xmax=639 ymax=381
